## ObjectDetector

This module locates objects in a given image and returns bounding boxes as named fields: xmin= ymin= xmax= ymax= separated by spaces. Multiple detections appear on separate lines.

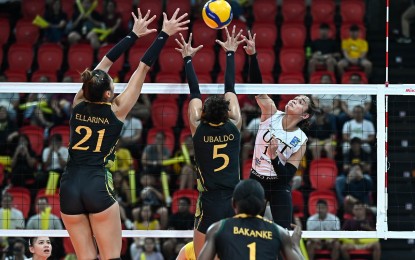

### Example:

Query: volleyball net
xmin=0 ymin=82 xmax=413 ymax=239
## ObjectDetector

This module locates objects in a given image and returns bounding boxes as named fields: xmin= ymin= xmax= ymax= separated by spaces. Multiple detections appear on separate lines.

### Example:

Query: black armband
xmin=224 ymin=51 xmax=236 ymax=94
xmin=184 ymin=56 xmax=201 ymax=100
xmin=140 ymin=31 xmax=169 ymax=67
xmin=106 ymin=31 xmax=138 ymax=62
xmin=249 ymin=53 xmax=263 ymax=83
xmin=271 ymin=159 xmax=297 ymax=185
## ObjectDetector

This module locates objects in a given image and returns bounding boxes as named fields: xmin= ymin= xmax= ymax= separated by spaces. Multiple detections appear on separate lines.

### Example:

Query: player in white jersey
xmin=242 ymin=31 xmax=319 ymax=228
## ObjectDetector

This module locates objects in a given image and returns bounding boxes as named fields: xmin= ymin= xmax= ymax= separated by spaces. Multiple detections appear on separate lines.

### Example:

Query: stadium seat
xmin=340 ymin=23 xmax=366 ymax=39
xmin=37 ymin=43 xmax=64 ymax=73
xmin=171 ymin=189 xmax=198 ymax=214
xmin=216 ymin=72 xmax=243 ymax=83
xmin=19 ymin=125 xmax=44 ymax=156
xmin=195 ymin=73 xmax=213 ymax=83
xmin=309 ymin=71 xmax=336 ymax=84
xmin=98 ymin=44 xmax=125 ymax=77
xmin=308 ymin=190 xmax=338 ymax=216
xmin=279 ymin=49 xmax=305 ymax=73
xmin=253 ymin=0 xmax=277 ymax=22
xmin=151 ymin=99 xmax=179 ymax=128
xmin=166 ymin=30 xmax=189 ymax=47
xmin=281 ymin=23 xmax=306 ymax=48
xmin=166 ymin=0 xmax=191 ymax=18
xmin=256 ymin=49 xmax=275 ymax=74
xmin=0 ymin=18 xmax=10 ymax=46
xmin=7 ymin=43 xmax=34 ymax=72
xmin=309 ymin=158 xmax=338 ymax=190
xmin=279 ymin=73 xmax=305 ymax=84
xmin=6 ymin=187 xmax=31 ymax=218
xmin=22 ymin=0 xmax=45 ymax=19
xmin=181 ymin=100 xmax=190 ymax=127
xmin=138 ymin=0 xmax=163 ymax=21
xmin=159 ymin=48 xmax=184 ymax=73
xmin=68 ymin=44 xmax=94 ymax=72
xmin=155 ymin=72 xmax=182 ymax=83
xmin=4 ymin=71 xmax=27 ymax=82
xmin=31 ymin=71 xmax=57 ymax=82
xmin=281 ymin=0 xmax=306 ymax=23
xmin=49 ymin=125 xmax=70 ymax=146
xmin=341 ymin=71 xmax=368 ymax=84
xmin=191 ymin=48 xmax=215 ymax=73
xmin=179 ymin=128 xmax=192 ymax=145
xmin=15 ymin=19 xmax=39 ymax=45
xmin=291 ymin=190 xmax=304 ymax=218
xmin=310 ymin=22 xmax=336 ymax=41
xmin=251 ymin=23 xmax=277 ymax=49
xmin=128 ymin=45 xmax=147 ymax=70
xmin=220 ymin=19 xmax=248 ymax=39
xmin=192 ymin=19 xmax=218 ymax=47
xmin=262 ymin=73 xmax=275 ymax=83
xmin=61 ymin=1 xmax=74 ymax=19
xmin=242 ymin=159 xmax=252 ymax=179
xmin=146 ymin=127 xmax=175 ymax=155
xmin=219 ymin=48 xmax=246 ymax=73
xmin=278 ymin=95 xmax=297 ymax=111
xmin=340 ymin=0 xmax=366 ymax=24
xmin=63 ymin=70 xmax=82 ymax=83
xmin=311 ymin=0 xmax=335 ymax=24
xmin=116 ymin=0 xmax=133 ymax=30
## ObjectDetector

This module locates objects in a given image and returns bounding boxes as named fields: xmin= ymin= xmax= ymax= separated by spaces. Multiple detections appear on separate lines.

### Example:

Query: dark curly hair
xmin=201 ymin=95 xmax=230 ymax=124
xmin=81 ymin=69 xmax=112 ymax=102
xmin=233 ymin=179 xmax=265 ymax=216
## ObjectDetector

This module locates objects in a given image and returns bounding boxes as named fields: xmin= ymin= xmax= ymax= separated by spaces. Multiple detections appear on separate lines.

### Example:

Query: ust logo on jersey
xmin=290 ymin=136 xmax=301 ymax=147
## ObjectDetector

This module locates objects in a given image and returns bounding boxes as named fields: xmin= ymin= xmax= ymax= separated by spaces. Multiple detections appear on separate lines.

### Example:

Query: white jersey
xmin=252 ymin=111 xmax=307 ymax=177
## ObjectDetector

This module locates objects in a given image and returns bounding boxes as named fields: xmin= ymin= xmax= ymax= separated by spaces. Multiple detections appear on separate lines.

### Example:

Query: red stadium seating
xmin=4 ymin=71 xmax=27 ymax=82
xmin=0 ymin=18 xmax=10 ymax=46
xmin=129 ymin=45 xmax=147 ymax=70
xmin=216 ymin=72 xmax=244 ymax=83
xmin=281 ymin=0 xmax=306 ymax=23
xmin=19 ymin=125 xmax=45 ymax=157
xmin=159 ymin=48 xmax=184 ymax=73
xmin=278 ymin=95 xmax=297 ymax=111
xmin=22 ymin=0 xmax=45 ymax=19
xmin=192 ymin=19 xmax=218 ymax=47
xmin=251 ymin=23 xmax=277 ymax=49
xmin=138 ymin=0 xmax=163 ymax=21
xmin=292 ymin=190 xmax=304 ymax=218
xmin=15 ymin=19 xmax=39 ymax=45
xmin=171 ymin=189 xmax=198 ymax=214
xmin=181 ymin=100 xmax=190 ymax=127
xmin=253 ymin=0 xmax=277 ymax=22
xmin=310 ymin=22 xmax=336 ymax=41
xmin=191 ymin=48 xmax=216 ymax=73
xmin=242 ymin=159 xmax=252 ymax=179
xmin=155 ymin=72 xmax=182 ymax=83
xmin=31 ymin=71 xmax=57 ymax=82
xmin=36 ymin=190 xmax=61 ymax=218
xmin=261 ymin=73 xmax=275 ymax=83
xmin=308 ymin=190 xmax=338 ymax=216
xmin=166 ymin=30 xmax=189 ymax=47
xmin=279 ymin=49 xmax=305 ymax=73
xmin=279 ymin=73 xmax=305 ymax=84
xmin=256 ymin=49 xmax=275 ymax=74
xmin=281 ymin=23 xmax=306 ymax=48
xmin=6 ymin=187 xmax=31 ymax=218
xmin=195 ymin=74 xmax=213 ymax=83
xmin=63 ymin=70 xmax=82 ymax=83
xmin=341 ymin=71 xmax=368 ymax=84
xmin=61 ymin=1 xmax=74 ymax=19
xmin=98 ymin=44 xmax=125 ymax=77
xmin=116 ymin=0 xmax=133 ymax=30
xmin=219 ymin=49 xmax=246 ymax=73
xmin=151 ymin=100 xmax=179 ymax=128
xmin=50 ymin=125 xmax=70 ymax=147
xmin=311 ymin=0 xmax=335 ymax=23
xmin=166 ymin=0 xmax=191 ymax=18
xmin=7 ymin=43 xmax=34 ymax=72
xmin=146 ymin=127 xmax=175 ymax=155
xmin=220 ymin=19 xmax=248 ymax=40
xmin=309 ymin=158 xmax=338 ymax=190
xmin=340 ymin=23 xmax=366 ymax=39
xmin=309 ymin=71 xmax=336 ymax=84
xmin=340 ymin=0 xmax=365 ymax=24
xmin=37 ymin=43 xmax=64 ymax=73
xmin=68 ymin=44 xmax=94 ymax=72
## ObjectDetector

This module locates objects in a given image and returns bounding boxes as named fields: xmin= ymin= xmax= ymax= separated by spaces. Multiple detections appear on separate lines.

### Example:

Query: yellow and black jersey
xmin=215 ymin=214 xmax=281 ymax=260
xmin=68 ymin=101 xmax=123 ymax=167
xmin=192 ymin=120 xmax=240 ymax=191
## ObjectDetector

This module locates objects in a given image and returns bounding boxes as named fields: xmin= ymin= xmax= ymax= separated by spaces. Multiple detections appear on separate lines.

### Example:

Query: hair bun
xmin=81 ymin=69 xmax=94 ymax=84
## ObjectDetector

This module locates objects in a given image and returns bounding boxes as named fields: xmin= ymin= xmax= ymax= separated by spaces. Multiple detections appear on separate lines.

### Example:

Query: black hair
xmin=319 ymin=23 xmax=330 ymax=30
xmin=201 ymin=95 xmax=230 ymax=124
xmin=233 ymin=179 xmax=265 ymax=215
xmin=28 ymin=237 xmax=37 ymax=247
xmin=316 ymin=199 xmax=328 ymax=206
xmin=297 ymin=94 xmax=320 ymax=130
xmin=350 ymin=24 xmax=360 ymax=32
xmin=81 ymin=69 xmax=112 ymax=102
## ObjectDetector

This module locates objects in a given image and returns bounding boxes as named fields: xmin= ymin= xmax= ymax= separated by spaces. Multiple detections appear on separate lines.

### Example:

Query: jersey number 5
xmin=72 ymin=126 xmax=106 ymax=152
xmin=213 ymin=143 xmax=229 ymax=172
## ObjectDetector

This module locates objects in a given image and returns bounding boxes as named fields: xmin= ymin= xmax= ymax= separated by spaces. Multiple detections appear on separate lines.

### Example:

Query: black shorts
xmin=194 ymin=190 xmax=234 ymax=234
xmin=60 ymin=165 xmax=117 ymax=215
xmin=250 ymin=169 xmax=293 ymax=229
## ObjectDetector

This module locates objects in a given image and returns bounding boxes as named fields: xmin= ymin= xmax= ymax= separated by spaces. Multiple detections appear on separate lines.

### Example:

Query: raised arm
xmin=175 ymin=32 xmax=204 ymax=135
xmin=73 ymin=9 xmax=157 ymax=106
xmin=242 ymin=30 xmax=262 ymax=84
xmin=113 ymin=9 xmax=189 ymax=120
xmin=279 ymin=224 xmax=305 ymax=260
xmin=216 ymin=26 xmax=244 ymax=130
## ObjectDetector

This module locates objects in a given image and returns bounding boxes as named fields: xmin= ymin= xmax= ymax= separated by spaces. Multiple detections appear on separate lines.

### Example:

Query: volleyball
xmin=202 ymin=0 xmax=233 ymax=29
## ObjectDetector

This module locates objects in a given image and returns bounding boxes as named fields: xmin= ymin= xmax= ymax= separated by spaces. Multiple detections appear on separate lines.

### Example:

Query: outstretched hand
xmin=162 ymin=8 xmax=190 ymax=36
xmin=131 ymin=9 xmax=157 ymax=38
xmin=242 ymin=30 xmax=256 ymax=55
xmin=175 ymin=33 xmax=203 ymax=58
xmin=216 ymin=25 xmax=244 ymax=52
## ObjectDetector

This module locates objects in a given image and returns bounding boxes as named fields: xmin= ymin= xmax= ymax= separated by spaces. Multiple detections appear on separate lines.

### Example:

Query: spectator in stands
xmin=342 ymin=105 xmax=375 ymax=154
xmin=342 ymin=137 xmax=372 ymax=175
xmin=130 ymin=94 xmax=151 ymax=125
xmin=111 ymin=170 xmax=134 ymax=229
xmin=23 ymin=93 xmax=54 ymax=129
xmin=4 ymin=238 xmax=27 ymax=260
xmin=26 ymin=197 xmax=63 ymax=230
xmin=311 ymin=75 xmax=341 ymax=115
xmin=67 ymin=0 xmax=103 ymax=50
xmin=308 ymin=23 xmax=339 ymax=74
xmin=0 ymin=75 xmax=19 ymax=122
xmin=178 ymin=135 xmax=195 ymax=190
xmin=43 ymin=0 xmax=67 ymax=43
xmin=0 ymin=106 xmax=18 ymax=155
xmin=307 ymin=107 xmax=337 ymax=159
xmin=337 ymin=163 xmax=373 ymax=214
xmin=109 ymin=144 xmax=134 ymax=175
xmin=0 ymin=192 xmax=25 ymax=229
xmin=101 ymin=0 xmax=123 ymax=43
xmin=168 ymin=197 xmax=194 ymax=230
xmin=397 ymin=0 xmax=415 ymax=44
xmin=306 ymin=200 xmax=341 ymax=260
xmin=337 ymin=25 xmax=372 ymax=78
xmin=141 ymin=131 xmax=170 ymax=176
xmin=49 ymin=92 xmax=74 ymax=125
xmin=341 ymin=203 xmax=381 ymax=260
xmin=119 ymin=111 xmax=143 ymax=159
xmin=130 ymin=237 xmax=164 ymax=260
xmin=42 ymin=134 xmax=68 ymax=174
xmin=10 ymin=134 xmax=38 ymax=187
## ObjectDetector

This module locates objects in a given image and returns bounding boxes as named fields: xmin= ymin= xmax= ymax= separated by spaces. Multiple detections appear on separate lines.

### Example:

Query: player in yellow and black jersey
xmin=175 ymin=26 xmax=244 ymax=258
xmin=59 ymin=8 xmax=190 ymax=260
xmin=199 ymin=179 xmax=305 ymax=260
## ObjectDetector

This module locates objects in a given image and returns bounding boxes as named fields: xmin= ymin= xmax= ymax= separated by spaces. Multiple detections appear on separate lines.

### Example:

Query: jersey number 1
xmin=247 ymin=242 xmax=256 ymax=260
xmin=72 ymin=126 xmax=105 ymax=152
xmin=213 ymin=143 xmax=229 ymax=172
